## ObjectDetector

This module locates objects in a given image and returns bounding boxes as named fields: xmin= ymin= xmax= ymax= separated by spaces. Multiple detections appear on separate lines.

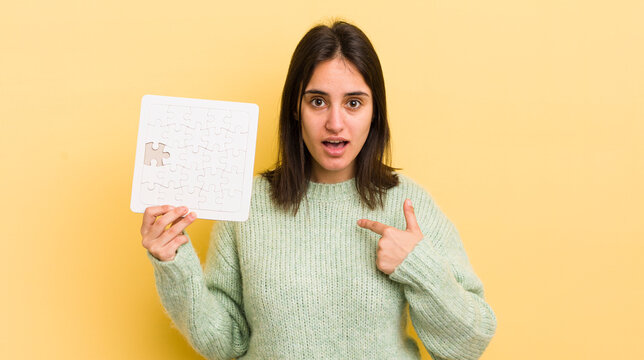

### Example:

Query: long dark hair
xmin=262 ymin=20 xmax=399 ymax=214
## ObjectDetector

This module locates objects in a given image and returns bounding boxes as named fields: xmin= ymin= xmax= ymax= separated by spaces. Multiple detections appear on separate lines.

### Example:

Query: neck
xmin=305 ymin=176 xmax=358 ymax=201
xmin=310 ymin=164 xmax=355 ymax=184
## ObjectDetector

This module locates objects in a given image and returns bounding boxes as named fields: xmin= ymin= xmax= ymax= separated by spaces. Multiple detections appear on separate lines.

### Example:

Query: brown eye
xmin=312 ymin=98 xmax=326 ymax=107
xmin=347 ymin=99 xmax=361 ymax=109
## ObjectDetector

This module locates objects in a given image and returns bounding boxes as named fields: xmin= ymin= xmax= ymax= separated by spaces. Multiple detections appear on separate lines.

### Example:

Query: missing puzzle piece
xmin=143 ymin=142 xmax=170 ymax=167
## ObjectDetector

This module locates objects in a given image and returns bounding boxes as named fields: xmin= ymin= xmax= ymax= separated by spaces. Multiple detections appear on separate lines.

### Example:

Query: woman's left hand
xmin=357 ymin=199 xmax=424 ymax=275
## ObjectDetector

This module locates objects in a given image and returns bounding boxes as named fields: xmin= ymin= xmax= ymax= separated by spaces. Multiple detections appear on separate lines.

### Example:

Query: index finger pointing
xmin=357 ymin=218 xmax=388 ymax=236
xmin=403 ymin=199 xmax=421 ymax=233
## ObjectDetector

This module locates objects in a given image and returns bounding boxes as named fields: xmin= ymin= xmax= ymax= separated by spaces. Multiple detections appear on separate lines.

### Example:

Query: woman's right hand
xmin=141 ymin=205 xmax=197 ymax=262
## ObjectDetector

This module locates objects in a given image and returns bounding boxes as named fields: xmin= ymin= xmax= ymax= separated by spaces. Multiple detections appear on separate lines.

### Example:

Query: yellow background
xmin=2 ymin=0 xmax=643 ymax=359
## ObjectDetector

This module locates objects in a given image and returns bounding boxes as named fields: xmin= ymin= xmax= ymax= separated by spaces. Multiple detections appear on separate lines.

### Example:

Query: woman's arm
xmin=388 ymin=189 xmax=497 ymax=360
xmin=147 ymin=220 xmax=249 ymax=359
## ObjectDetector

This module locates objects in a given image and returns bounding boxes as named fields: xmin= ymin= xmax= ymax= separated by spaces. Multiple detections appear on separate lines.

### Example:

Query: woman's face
xmin=300 ymin=57 xmax=373 ymax=184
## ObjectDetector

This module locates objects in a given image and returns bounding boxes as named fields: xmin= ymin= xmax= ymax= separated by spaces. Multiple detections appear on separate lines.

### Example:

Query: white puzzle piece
xmin=130 ymin=94 xmax=259 ymax=221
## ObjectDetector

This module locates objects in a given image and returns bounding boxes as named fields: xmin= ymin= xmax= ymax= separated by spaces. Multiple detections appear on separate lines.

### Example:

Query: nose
xmin=325 ymin=104 xmax=344 ymax=133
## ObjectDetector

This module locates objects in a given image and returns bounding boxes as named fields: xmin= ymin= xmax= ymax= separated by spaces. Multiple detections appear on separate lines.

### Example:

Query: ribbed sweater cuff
xmin=146 ymin=238 xmax=203 ymax=282
xmin=389 ymin=237 xmax=450 ymax=285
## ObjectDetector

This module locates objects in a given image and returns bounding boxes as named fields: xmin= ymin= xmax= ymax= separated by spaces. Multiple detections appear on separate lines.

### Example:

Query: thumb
xmin=403 ymin=199 xmax=421 ymax=233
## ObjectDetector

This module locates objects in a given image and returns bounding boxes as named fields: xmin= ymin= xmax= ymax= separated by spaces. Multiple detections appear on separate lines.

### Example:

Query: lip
xmin=324 ymin=136 xmax=349 ymax=142
xmin=322 ymin=139 xmax=350 ymax=157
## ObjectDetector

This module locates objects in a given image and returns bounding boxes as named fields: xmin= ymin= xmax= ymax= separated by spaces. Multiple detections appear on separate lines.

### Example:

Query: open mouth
xmin=322 ymin=140 xmax=349 ymax=149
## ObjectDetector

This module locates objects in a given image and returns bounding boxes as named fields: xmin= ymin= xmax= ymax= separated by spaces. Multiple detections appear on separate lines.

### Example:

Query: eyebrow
xmin=303 ymin=89 xmax=370 ymax=97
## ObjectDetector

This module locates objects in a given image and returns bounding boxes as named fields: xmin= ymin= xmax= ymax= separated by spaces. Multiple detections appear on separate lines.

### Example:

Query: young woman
xmin=140 ymin=21 xmax=497 ymax=360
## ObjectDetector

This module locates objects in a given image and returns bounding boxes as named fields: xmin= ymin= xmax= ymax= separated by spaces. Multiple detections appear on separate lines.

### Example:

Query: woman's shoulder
xmin=250 ymin=174 xmax=272 ymax=200
xmin=388 ymin=172 xmax=434 ymax=201
xmin=392 ymin=172 xmax=421 ymax=188
xmin=388 ymin=172 xmax=456 ymax=236
xmin=252 ymin=173 xmax=270 ymax=189
xmin=250 ymin=174 xmax=285 ymax=210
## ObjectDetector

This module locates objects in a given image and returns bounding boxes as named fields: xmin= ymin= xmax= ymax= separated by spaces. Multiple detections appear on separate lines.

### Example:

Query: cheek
xmin=300 ymin=119 xmax=318 ymax=150
xmin=356 ymin=120 xmax=372 ymax=144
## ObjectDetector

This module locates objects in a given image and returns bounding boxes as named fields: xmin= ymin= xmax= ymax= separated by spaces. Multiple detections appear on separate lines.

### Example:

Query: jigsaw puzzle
xmin=130 ymin=95 xmax=259 ymax=221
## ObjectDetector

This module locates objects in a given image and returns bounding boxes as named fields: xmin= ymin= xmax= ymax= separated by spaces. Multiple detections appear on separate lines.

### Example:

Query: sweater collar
xmin=305 ymin=177 xmax=358 ymax=201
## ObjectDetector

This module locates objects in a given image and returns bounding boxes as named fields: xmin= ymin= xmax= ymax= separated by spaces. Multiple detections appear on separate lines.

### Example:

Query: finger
xmin=159 ymin=212 xmax=197 ymax=244
xmin=161 ymin=215 xmax=186 ymax=236
xmin=164 ymin=233 xmax=190 ymax=250
xmin=150 ymin=206 xmax=189 ymax=239
xmin=357 ymin=218 xmax=388 ymax=236
xmin=169 ymin=214 xmax=185 ymax=228
xmin=141 ymin=205 xmax=175 ymax=235
xmin=403 ymin=199 xmax=421 ymax=233
xmin=160 ymin=234 xmax=190 ymax=261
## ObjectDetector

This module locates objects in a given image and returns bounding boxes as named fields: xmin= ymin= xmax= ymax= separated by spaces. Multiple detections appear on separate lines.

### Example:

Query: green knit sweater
xmin=147 ymin=173 xmax=496 ymax=359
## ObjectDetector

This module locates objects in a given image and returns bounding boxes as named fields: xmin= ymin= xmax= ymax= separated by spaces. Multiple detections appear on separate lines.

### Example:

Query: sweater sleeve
xmin=388 ymin=188 xmax=497 ymax=360
xmin=147 ymin=222 xmax=250 ymax=360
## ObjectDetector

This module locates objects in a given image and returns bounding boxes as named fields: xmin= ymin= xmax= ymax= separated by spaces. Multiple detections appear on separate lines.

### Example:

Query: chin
xmin=319 ymin=159 xmax=350 ymax=172
xmin=317 ymin=160 xmax=356 ymax=177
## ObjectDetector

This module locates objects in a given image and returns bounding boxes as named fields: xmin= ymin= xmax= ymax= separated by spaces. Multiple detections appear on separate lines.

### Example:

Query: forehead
xmin=305 ymin=57 xmax=371 ymax=95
